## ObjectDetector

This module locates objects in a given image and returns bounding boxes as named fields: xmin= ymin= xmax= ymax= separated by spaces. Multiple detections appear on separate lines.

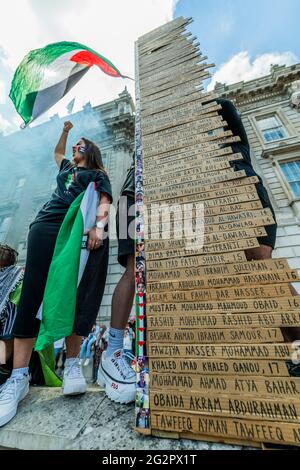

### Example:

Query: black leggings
xmin=13 ymin=222 xmax=59 ymax=338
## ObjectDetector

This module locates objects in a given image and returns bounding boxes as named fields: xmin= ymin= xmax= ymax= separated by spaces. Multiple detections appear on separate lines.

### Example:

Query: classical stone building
xmin=0 ymin=87 xmax=135 ymax=321
xmin=215 ymin=63 xmax=300 ymax=283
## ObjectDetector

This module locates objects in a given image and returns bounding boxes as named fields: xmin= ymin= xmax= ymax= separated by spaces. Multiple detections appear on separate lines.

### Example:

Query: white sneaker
xmin=62 ymin=358 xmax=87 ymax=396
xmin=0 ymin=374 xmax=29 ymax=427
xmin=97 ymin=349 xmax=136 ymax=404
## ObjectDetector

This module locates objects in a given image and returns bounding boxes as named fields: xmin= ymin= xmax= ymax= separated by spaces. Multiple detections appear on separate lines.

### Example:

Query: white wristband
xmin=96 ymin=220 xmax=105 ymax=229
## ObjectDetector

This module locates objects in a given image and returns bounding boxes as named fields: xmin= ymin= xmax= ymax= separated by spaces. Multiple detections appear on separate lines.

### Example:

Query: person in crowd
xmin=0 ymin=245 xmax=23 ymax=387
xmin=97 ymin=153 xmax=136 ymax=404
xmin=0 ymin=121 xmax=112 ymax=427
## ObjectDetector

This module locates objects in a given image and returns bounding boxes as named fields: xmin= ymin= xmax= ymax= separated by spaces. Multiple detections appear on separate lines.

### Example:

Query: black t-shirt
xmin=120 ymin=153 xmax=135 ymax=198
xmin=33 ymin=159 xmax=112 ymax=225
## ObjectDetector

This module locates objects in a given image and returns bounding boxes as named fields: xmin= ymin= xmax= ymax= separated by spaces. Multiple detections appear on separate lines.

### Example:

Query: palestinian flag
xmin=9 ymin=41 xmax=128 ymax=126
xmin=35 ymin=182 xmax=99 ymax=351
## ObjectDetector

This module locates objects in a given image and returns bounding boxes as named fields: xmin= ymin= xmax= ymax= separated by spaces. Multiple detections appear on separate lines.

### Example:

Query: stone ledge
xmin=0 ymin=387 xmax=243 ymax=450
xmin=0 ymin=386 xmax=105 ymax=450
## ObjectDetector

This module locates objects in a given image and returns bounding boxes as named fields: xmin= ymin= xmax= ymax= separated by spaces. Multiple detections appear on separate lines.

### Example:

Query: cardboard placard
xmin=148 ymin=343 xmax=294 ymax=360
xmin=147 ymin=227 xmax=266 ymax=250
xmin=142 ymin=91 xmax=218 ymax=117
xmin=141 ymin=70 xmax=209 ymax=97
xmin=149 ymin=358 xmax=289 ymax=377
xmin=149 ymin=216 xmax=275 ymax=238
xmin=146 ymin=312 xmax=300 ymax=329
xmin=143 ymin=144 xmax=232 ymax=166
xmin=142 ymin=96 xmax=218 ymax=114
xmin=146 ymin=252 xmax=247 ymax=269
xmin=144 ymin=161 xmax=232 ymax=184
xmin=144 ymin=169 xmax=252 ymax=193
xmin=150 ymin=391 xmax=300 ymax=423
xmin=169 ymin=224 xmax=269 ymax=242
xmin=145 ymin=157 xmax=232 ymax=175
xmin=141 ymin=59 xmax=205 ymax=83
xmin=149 ymin=197 xmax=263 ymax=212
xmin=144 ymin=154 xmax=242 ymax=178
xmin=147 ymin=284 xmax=291 ymax=301
xmin=147 ymin=270 xmax=299 ymax=292
xmin=150 ymin=374 xmax=300 ymax=398
xmin=147 ymin=297 xmax=300 ymax=315
xmin=144 ymin=112 xmax=221 ymax=138
xmin=142 ymin=82 xmax=207 ymax=108
xmin=149 ymin=193 xmax=265 ymax=224
xmin=141 ymin=79 xmax=205 ymax=102
xmin=150 ymin=412 xmax=300 ymax=446
xmin=143 ymin=129 xmax=230 ymax=151
xmin=140 ymin=47 xmax=196 ymax=65
xmin=202 ymin=201 xmax=263 ymax=217
xmin=140 ymin=53 xmax=201 ymax=78
xmin=147 ymin=190 xmax=258 ymax=207
xmin=147 ymin=328 xmax=284 ymax=344
xmin=145 ymin=175 xmax=258 ymax=203
xmin=148 ymin=177 xmax=259 ymax=208
xmin=138 ymin=17 xmax=189 ymax=41
xmin=141 ymin=61 xmax=210 ymax=85
xmin=142 ymin=132 xmax=238 ymax=155
xmin=142 ymin=117 xmax=225 ymax=142
xmin=142 ymin=106 xmax=222 ymax=135
xmin=144 ymin=169 xmax=247 ymax=192
xmin=142 ymin=85 xmax=207 ymax=109
xmin=141 ymin=57 xmax=207 ymax=81
xmin=142 ymin=132 xmax=240 ymax=157
xmin=140 ymin=51 xmax=201 ymax=73
xmin=143 ymin=136 xmax=231 ymax=158
xmin=144 ymin=108 xmax=218 ymax=127
xmin=167 ymin=228 xmax=266 ymax=246
xmin=145 ymin=237 xmax=261 ymax=261
xmin=145 ymin=227 xmax=264 ymax=252
xmin=140 ymin=43 xmax=200 ymax=64
xmin=146 ymin=254 xmax=287 ymax=272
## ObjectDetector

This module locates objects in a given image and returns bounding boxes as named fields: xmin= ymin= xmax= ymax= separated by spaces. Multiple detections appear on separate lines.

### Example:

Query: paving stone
xmin=0 ymin=387 xmax=250 ymax=451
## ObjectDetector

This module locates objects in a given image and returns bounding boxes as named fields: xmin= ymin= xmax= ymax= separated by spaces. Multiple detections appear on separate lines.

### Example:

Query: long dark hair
xmin=81 ymin=137 xmax=106 ymax=173
xmin=0 ymin=244 xmax=18 ymax=267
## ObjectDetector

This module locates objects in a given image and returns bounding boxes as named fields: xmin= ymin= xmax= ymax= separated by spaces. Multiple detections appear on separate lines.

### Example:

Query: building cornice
xmin=262 ymin=141 xmax=300 ymax=159
xmin=104 ymin=112 xmax=135 ymax=128
xmin=214 ymin=63 xmax=300 ymax=103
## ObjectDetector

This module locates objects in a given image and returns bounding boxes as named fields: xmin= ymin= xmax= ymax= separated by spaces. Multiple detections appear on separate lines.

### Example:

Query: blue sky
xmin=0 ymin=0 xmax=298 ymax=134
xmin=175 ymin=0 xmax=299 ymax=86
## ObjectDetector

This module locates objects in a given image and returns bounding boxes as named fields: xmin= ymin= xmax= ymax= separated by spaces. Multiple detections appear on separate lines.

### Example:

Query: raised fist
xmin=63 ymin=121 xmax=73 ymax=133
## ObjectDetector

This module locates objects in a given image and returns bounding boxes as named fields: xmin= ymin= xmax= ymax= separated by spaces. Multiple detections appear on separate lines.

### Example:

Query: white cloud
xmin=208 ymin=51 xmax=298 ymax=91
xmin=0 ymin=0 xmax=178 ymax=129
